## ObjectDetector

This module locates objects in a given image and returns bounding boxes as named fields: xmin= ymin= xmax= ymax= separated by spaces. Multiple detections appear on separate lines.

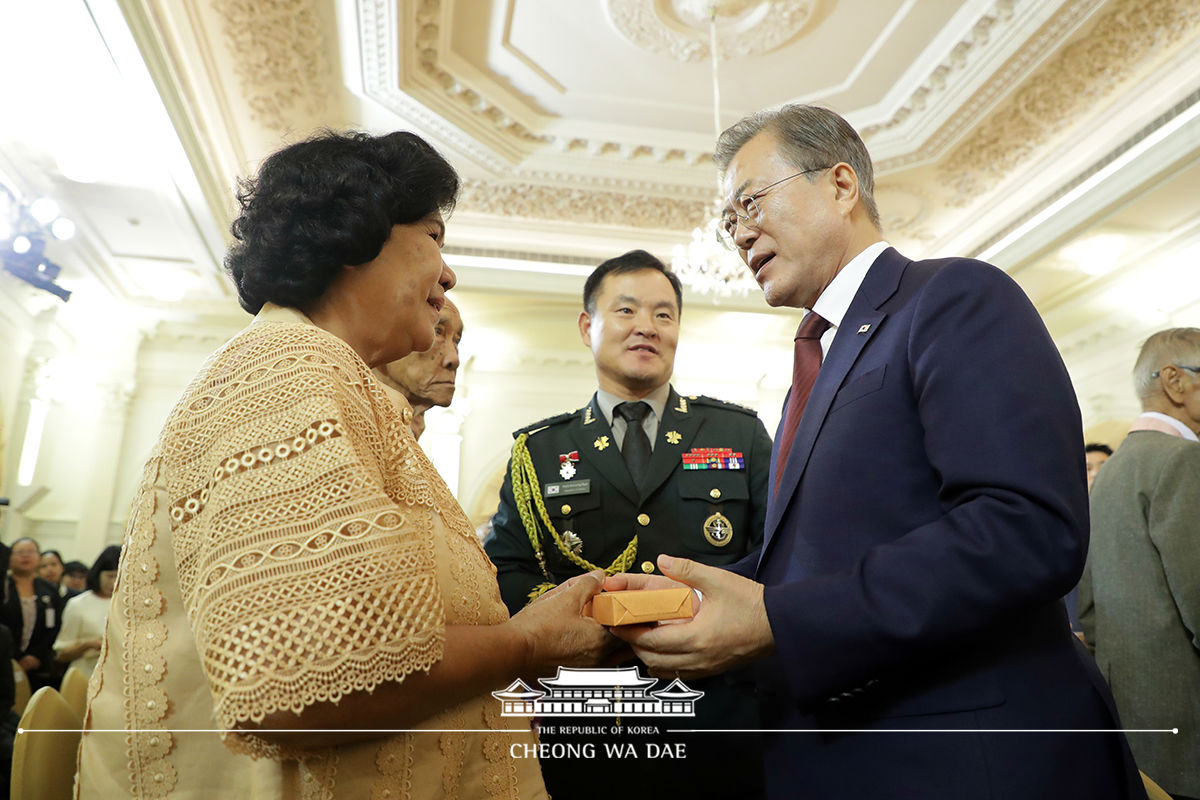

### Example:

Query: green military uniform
xmin=485 ymin=386 xmax=771 ymax=800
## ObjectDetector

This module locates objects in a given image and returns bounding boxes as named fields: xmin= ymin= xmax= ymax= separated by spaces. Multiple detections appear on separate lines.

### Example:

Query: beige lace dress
xmin=75 ymin=305 xmax=546 ymax=799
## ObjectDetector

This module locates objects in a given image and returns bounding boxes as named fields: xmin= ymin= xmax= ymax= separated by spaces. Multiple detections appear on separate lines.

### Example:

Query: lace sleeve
xmin=163 ymin=324 xmax=446 ymax=758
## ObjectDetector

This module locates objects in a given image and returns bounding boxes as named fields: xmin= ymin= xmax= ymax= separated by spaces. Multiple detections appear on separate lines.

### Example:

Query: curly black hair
xmin=224 ymin=130 xmax=460 ymax=313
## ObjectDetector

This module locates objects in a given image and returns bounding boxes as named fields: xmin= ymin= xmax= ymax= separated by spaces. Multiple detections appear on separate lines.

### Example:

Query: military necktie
xmin=614 ymin=401 xmax=652 ymax=487
xmin=774 ymin=311 xmax=832 ymax=494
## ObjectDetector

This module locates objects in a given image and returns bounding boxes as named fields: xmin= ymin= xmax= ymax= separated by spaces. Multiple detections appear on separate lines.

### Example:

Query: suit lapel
xmin=758 ymin=248 xmax=908 ymax=570
xmin=641 ymin=389 xmax=700 ymax=501
xmin=575 ymin=394 xmax=640 ymax=505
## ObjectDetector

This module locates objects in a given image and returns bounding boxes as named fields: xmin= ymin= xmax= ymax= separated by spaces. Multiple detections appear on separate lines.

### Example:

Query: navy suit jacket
xmin=738 ymin=249 xmax=1145 ymax=799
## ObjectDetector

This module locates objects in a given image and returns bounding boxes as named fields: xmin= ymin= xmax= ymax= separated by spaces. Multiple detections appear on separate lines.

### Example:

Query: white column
xmin=423 ymin=402 xmax=469 ymax=499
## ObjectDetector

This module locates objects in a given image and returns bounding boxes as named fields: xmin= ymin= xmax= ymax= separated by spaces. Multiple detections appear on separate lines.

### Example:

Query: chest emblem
xmin=563 ymin=530 xmax=585 ymax=556
xmin=703 ymin=512 xmax=734 ymax=547
xmin=559 ymin=450 xmax=580 ymax=480
xmin=665 ymin=430 xmax=682 ymax=445
xmin=594 ymin=436 xmax=610 ymax=451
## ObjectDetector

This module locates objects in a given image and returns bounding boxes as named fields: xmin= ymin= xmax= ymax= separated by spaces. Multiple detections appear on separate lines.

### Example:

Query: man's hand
xmin=508 ymin=570 xmax=627 ymax=677
xmin=607 ymin=554 xmax=774 ymax=680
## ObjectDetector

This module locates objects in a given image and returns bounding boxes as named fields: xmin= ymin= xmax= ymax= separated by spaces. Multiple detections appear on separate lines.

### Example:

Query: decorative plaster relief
xmin=873 ymin=183 xmax=930 ymax=235
xmin=456 ymin=179 xmax=709 ymax=230
xmin=212 ymin=0 xmax=331 ymax=131
xmin=874 ymin=0 xmax=1102 ymax=173
xmin=605 ymin=0 xmax=816 ymax=63
xmin=937 ymin=0 xmax=1200 ymax=205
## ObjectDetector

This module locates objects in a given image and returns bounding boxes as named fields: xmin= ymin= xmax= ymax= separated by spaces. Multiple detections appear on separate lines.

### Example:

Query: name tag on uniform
xmin=545 ymin=479 xmax=591 ymax=497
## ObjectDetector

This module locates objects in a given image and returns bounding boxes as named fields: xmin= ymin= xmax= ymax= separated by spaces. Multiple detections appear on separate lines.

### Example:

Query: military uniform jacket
xmin=486 ymin=387 xmax=772 ymax=611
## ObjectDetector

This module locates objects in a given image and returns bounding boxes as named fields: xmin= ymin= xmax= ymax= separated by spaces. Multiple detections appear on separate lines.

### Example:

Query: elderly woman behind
xmin=54 ymin=545 xmax=120 ymax=677
xmin=77 ymin=131 xmax=616 ymax=799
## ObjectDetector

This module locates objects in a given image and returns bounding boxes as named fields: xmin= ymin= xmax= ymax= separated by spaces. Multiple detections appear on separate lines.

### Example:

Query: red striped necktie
xmin=774 ymin=311 xmax=832 ymax=494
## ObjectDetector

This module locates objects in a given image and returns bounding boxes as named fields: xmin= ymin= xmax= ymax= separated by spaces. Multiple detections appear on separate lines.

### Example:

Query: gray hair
xmin=1133 ymin=327 xmax=1200 ymax=401
xmin=714 ymin=104 xmax=881 ymax=229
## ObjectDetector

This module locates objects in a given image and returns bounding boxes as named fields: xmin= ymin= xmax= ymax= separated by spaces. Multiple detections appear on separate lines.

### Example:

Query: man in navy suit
xmin=608 ymin=104 xmax=1147 ymax=799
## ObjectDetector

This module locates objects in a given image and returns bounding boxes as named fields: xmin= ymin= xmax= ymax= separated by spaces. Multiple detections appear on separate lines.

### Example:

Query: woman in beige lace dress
xmin=76 ymin=131 xmax=618 ymax=799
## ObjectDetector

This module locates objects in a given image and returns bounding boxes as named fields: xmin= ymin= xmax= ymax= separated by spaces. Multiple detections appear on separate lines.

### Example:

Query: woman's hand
xmin=508 ymin=570 xmax=626 ymax=677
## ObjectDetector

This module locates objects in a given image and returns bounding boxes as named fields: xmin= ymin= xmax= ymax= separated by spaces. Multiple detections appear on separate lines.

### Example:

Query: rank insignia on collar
xmin=703 ymin=512 xmax=734 ymax=547
xmin=559 ymin=450 xmax=580 ymax=480
xmin=674 ymin=397 xmax=688 ymax=413
xmin=583 ymin=406 xmax=596 ymax=425
xmin=665 ymin=430 xmax=682 ymax=445
xmin=594 ymin=435 xmax=610 ymax=451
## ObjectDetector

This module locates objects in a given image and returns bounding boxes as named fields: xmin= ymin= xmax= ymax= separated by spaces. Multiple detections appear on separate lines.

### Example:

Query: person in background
xmin=54 ymin=545 xmax=121 ymax=677
xmin=1085 ymin=442 xmax=1113 ymax=489
xmin=76 ymin=129 xmax=615 ymax=800
xmin=1080 ymin=328 xmax=1200 ymax=800
xmin=1064 ymin=441 xmax=1115 ymax=635
xmin=486 ymin=249 xmax=773 ymax=800
xmin=0 ymin=537 xmax=63 ymax=691
xmin=37 ymin=550 xmax=65 ymax=595
xmin=60 ymin=561 xmax=88 ymax=597
xmin=375 ymin=297 xmax=463 ymax=440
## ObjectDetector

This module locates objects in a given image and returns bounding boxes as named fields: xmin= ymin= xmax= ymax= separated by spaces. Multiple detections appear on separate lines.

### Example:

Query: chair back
xmin=11 ymin=659 xmax=30 ymax=715
xmin=10 ymin=686 xmax=83 ymax=800
xmin=60 ymin=666 xmax=90 ymax=719
xmin=1141 ymin=771 xmax=1173 ymax=800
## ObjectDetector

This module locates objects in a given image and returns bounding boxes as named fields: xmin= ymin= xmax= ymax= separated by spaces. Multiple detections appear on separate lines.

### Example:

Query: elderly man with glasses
xmin=607 ymin=103 xmax=1146 ymax=800
xmin=1080 ymin=328 xmax=1200 ymax=800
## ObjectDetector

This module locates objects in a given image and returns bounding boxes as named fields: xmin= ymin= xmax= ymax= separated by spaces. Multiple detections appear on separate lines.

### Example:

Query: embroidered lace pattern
xmin=119 ymin=452 xmax=177 ymax=797
xmin=160 ymin=321 xmax=447 ymax=758
xmin=372 ymin=734 xmax=414 ymax=800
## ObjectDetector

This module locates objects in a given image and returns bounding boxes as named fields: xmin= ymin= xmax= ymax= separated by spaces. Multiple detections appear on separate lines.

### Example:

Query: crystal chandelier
xmin=670 ymin=4 xmax=757 ymax=297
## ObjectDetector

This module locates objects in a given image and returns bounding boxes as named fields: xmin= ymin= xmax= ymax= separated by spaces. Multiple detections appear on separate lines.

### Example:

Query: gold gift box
xmin=590 ymin=588 xmax=695 ymax=626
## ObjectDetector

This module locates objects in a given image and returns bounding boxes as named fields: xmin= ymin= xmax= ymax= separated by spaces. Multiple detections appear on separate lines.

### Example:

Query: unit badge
xmin=594 ymin=436 xmax=610 ymax=451
xmin=702 ymin=512 xmax=734 ymax=547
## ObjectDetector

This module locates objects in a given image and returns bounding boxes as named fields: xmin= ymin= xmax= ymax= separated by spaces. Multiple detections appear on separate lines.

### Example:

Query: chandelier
xmin=670 ymin=4 xmax=758 ymax=298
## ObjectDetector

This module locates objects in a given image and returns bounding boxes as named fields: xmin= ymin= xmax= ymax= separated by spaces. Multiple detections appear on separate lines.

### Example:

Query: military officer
xmin=485 ymin=249 xmax=771 ymax=800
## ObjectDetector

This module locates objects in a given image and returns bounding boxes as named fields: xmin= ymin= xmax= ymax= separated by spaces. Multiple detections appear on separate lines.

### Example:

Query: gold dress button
xmin=637 ymin=513 xmax=650 ymax=526
xmin=560 ymin=503 xmax=572 ymax=515
xmin=641 ymin=561 xmax=655 ymax=574
xmin=709 ymin=488 xmax=721 ymax=499
xmin=401 ymin=406 xmax=413 ymax=424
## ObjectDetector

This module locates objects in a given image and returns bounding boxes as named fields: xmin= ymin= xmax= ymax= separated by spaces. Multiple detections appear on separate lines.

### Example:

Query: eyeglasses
xmin=1150 ymin=365 xmax=1200 ymax=378
xmin=717 ymin=167 xmax=829 ymax=250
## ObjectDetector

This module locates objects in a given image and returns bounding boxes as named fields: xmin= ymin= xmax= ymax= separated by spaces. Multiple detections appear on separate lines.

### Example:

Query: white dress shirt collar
xmin=809 ymin=241 xmax=890 ymax=356
xmin=595 ymin=382 xmax=671 ymax=426
xmin=1135 ymin=411 xmax=1200 ymax=442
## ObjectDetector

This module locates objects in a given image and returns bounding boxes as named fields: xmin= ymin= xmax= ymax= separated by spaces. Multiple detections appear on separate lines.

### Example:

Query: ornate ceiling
xmin=3 ymin=0 xmax=1200 ymax=429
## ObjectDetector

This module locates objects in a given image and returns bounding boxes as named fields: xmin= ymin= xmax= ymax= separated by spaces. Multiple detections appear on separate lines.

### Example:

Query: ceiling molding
xmin=604 ymin=0 xmax=817 ymax=63
xmin=873 ymin=0 xmax=1105 ymax=174
xmin=937 ymin=0 xmax=1200 ymax=205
